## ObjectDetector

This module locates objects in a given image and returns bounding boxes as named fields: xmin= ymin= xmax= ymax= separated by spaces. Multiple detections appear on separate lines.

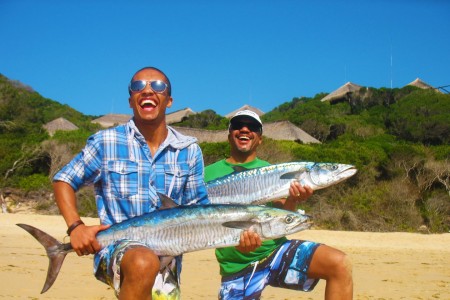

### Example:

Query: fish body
xmin=206 ymin=162 xmax=357 ymax=205
xmin=17 ymin=195 xmax=311 ymax=293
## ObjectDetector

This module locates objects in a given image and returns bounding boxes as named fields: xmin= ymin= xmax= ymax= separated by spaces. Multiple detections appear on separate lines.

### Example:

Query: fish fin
xmin=159 ymin=256 xmax=175 ymax=270
xmin=157 ymin=193 xmax=179 ymax=209
xmin=231 ymin=165 xmax=249 ymax=173
xmin=16 ymin=223 xmax=72 ymax=294
xmin=279 ymin=171 xmax=298 ymax=180
xmin=222 ymin=221 xmax=255 ymax=230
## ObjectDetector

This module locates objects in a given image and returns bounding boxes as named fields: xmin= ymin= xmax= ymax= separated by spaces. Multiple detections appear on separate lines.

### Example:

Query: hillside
xmin=0 ymin=74 xmax=449 ymax=232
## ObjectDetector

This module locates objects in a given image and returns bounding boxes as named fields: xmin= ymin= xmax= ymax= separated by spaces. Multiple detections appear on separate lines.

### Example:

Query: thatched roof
xmin=92 ymin=109 xmax=196 ymax=128
xmin=173 ymin=121 xmax=320 ymax=144
xmin=406 ymin=78 xmax=434 ymax=90
xmin=172 ymin=126 xmax=228 ymax=143
xmin=225 ymin=105 xmax=264 ymax=118
xmin=321 ymin=82 xmax=363 ymax=103
xmin=166 ymin=108 xmax=196 ymax=124
xmin=263 ymin=121 xmax=321 ymax=144
xmin=43 ymin=117 xmax=78 ymax=136
xmin=92 ymin=114 xmax=131 ymax=128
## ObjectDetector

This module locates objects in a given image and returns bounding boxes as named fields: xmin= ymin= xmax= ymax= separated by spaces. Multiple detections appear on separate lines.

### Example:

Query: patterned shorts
xmin=95 ymin=240 xmax=180 ymax=300
xmin=219 ymin=240 xmax=321 ymax=300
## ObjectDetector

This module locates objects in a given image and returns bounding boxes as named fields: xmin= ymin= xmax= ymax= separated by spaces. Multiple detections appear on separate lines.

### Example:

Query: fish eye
xmin=285 ymin=215 xmax=294 ymax=224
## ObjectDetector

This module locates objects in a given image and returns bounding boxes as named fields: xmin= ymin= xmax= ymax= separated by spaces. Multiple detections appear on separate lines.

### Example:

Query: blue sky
xmin=1 ymin=0 xmax=449 ymax=117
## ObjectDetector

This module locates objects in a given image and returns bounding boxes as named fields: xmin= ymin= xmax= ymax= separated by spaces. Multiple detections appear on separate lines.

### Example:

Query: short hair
xmin=129 ymin=66 xmax=172 ymax=96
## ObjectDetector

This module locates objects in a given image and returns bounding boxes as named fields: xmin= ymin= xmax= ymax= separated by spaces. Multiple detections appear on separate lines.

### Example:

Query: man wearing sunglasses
xmin=53 ymin=66 xmax=209 ymax=299
xmin=204 ymin=110 xmax=353 ymax=299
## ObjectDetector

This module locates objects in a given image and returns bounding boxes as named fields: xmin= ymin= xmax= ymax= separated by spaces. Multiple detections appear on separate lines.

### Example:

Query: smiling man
xmin=53 ymin=66 xmax=209 ymax=299
xmin=204 ymin=110 xmax=353 ymax=300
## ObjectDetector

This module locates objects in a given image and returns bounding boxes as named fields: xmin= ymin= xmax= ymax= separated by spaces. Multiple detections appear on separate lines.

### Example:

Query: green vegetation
xmin=0 ymin=73 xmax=448 ymax=232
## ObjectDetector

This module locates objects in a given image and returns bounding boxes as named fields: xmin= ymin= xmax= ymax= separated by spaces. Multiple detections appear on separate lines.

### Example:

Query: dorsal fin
xmin=157 ymin=193 xmax=179 ymax=210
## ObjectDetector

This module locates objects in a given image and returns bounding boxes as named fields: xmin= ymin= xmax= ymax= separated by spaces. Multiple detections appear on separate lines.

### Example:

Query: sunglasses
xmin=230 ymin=121 xmax=262 ymax=133
xmin=129 ymin=80 xmax=168 ymax=94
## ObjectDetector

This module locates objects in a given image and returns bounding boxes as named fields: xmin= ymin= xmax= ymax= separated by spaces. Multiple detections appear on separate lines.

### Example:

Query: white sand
xmin=1 ymin=213 xmax=449 ymax=299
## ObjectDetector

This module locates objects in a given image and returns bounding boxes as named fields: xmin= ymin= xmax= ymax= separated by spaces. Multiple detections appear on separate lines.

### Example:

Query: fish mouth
xmin=308 ymin=164 xmax=357 ymax=188
xmin=340 ymin=166 xmax=357 ymax=178
xmin=287 ymin=215 xmax=313 ymax=232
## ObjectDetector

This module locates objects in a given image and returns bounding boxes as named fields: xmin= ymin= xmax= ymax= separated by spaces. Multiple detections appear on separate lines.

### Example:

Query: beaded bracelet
xmin=66 ymin=220 xmax=84 ymax=236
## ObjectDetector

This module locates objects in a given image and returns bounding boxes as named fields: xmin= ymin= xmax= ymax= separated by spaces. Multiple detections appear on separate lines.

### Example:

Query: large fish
xmin=17 ymin=194 xmax=311 ymax=294
xmin=206 ymin=162 xmax=357 ymax=205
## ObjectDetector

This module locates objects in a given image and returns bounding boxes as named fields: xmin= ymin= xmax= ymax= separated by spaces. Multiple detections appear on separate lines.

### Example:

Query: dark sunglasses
xmin=230 ymin=121 xmax=262 ymax=133
xmin=129 ymin=80 xmax=168 ymax=94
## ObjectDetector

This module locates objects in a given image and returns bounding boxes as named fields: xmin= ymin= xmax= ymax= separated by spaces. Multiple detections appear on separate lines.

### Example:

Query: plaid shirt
xmin=54 ymin=118 xmax=209 ymax=225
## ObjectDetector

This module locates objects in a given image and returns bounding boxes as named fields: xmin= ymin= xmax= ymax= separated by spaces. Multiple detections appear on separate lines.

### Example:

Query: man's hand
xmin=69 ymin=224 xmax=110 ymax=256
xmin=235 ymin=230 xmax=262 ymax=253
xmin=288 ymin=181 xmax=313 ymax=204
xmin=273 ymin=181 xmax=314 ymax=211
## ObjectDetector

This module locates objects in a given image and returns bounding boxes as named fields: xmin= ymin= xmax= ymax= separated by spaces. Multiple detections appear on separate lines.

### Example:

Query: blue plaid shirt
xmin=54 ymin=118 xmax=209 ymax=225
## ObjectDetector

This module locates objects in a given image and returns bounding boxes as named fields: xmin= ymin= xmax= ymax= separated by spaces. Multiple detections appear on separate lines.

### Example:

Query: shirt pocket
xmin=164 ymin=163 xmax=190 ymax=202
xmin=107 ymin=160 xmax=139 ymax=199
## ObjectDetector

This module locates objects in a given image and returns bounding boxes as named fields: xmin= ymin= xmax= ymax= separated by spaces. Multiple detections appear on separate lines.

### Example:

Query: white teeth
xmin=239 ymin=136 xmax=250 ymax=141
xmin=141 ymin=99 xmax=156 ymax=106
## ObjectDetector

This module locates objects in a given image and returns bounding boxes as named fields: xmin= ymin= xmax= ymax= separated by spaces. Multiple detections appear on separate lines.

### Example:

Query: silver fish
xmin=206 ymin=162 xmax=357 ymax=205
xmin=17 ymin=194 xmax=311 ymax=294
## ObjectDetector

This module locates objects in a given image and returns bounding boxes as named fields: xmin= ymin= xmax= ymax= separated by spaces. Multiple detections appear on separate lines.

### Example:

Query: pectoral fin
xmin=159 ymin=256 xmax=175 ymax=270
xmin=279 ymin=171 xmax=299 ymax=180
xmin=222 ymin=221 xmax=256 ymax=230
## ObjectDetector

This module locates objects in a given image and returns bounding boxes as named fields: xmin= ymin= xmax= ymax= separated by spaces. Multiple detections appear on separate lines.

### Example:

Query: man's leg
xmin=119 ymin=247 xmax=160 ymax=300
xmin=307 ymin=245 xmax=353 ymax=300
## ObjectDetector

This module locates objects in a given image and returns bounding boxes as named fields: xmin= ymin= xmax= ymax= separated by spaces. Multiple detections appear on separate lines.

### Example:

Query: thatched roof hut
xmin=173 ymin=121 xmax=320 ymax=144
xmin=406 ymin=78 xmax=435 ymax=90
xmin=225 ymin=105 xmax=264 ymax=118
xmin=321 ymin=82 xmax=363 ymax=103
xmin=166 ymin=108 xmax=196 ymax=124
xmin=92 ymin=109 xmax=196 ymax=128
xmin=172 ymin=126 xmax=228 ymax=143
xmin=43 ymin=117 xmax=79 ymax=136
xmin=263 ymin=121 xmax=320 ymax=144
xmin=92 ymin=114 xmax=131 ymax=128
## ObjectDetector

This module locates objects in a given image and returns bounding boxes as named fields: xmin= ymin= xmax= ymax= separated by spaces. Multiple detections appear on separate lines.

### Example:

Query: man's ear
xmin=166 ymin=96 xmax=173 ymax=108
xmin=128 ymin=96 xmax=132 ymax=108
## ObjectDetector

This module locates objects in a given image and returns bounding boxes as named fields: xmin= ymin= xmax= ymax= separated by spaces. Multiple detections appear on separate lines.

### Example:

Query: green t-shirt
xmin=204 ymin=158 xmax=287 ymax=276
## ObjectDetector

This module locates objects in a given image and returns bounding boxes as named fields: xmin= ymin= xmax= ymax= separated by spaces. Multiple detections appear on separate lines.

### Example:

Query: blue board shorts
xmin=219 ymin=240 xmax=321 ymax=300
xmin=94 ymin=239 xmax=180 ymax=300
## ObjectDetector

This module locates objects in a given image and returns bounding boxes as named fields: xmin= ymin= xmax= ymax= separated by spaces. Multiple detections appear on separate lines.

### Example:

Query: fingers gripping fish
xmin=17 ymin=193 xmax=312 ymax=293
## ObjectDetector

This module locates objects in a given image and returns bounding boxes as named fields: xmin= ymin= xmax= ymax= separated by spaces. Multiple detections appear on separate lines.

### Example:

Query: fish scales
xmin=206 ymin=162 xmax=357 ymax=205
xmin=17 ymin=200 xmax=312 ymax=293
xmin=96 ymin=205 xmax=269 ymax=256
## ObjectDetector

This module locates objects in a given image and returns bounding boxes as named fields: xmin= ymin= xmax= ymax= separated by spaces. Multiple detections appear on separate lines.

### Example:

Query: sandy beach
xmin=1 ymin=213 xmax=449 ymax=299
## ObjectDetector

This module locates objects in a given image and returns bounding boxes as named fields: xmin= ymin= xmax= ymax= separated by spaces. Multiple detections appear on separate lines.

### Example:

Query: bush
xmin=17 ymin=174 xmax=51 ymax=192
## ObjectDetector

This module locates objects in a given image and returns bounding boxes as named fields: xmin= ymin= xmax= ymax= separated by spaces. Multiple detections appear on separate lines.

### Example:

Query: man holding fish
xmin=204 ymin=110 xmax=353 ymax=299
xmin=52 ymin=66 xmax=209 ymax=299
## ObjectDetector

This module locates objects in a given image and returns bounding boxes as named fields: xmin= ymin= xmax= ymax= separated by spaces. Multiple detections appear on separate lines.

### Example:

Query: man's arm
xmin=53 ymin=181 xmax=108 ymax=256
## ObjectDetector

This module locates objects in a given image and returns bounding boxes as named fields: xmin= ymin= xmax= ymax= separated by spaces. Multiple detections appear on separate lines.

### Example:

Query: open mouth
xmin=140 ymin=99 xmax=156 ymax=110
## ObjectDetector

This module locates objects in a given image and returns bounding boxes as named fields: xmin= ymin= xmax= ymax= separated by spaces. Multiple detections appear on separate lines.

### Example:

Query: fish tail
xmin=16 ymin=223 xmax=72 ymax=293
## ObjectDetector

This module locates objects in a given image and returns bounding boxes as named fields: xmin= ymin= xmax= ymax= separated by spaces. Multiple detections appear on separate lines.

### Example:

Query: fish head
xmin=298 ymin=163 xmax=357 ymax=190
xmin=258 ymin=209 xmax=312 ymax=239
